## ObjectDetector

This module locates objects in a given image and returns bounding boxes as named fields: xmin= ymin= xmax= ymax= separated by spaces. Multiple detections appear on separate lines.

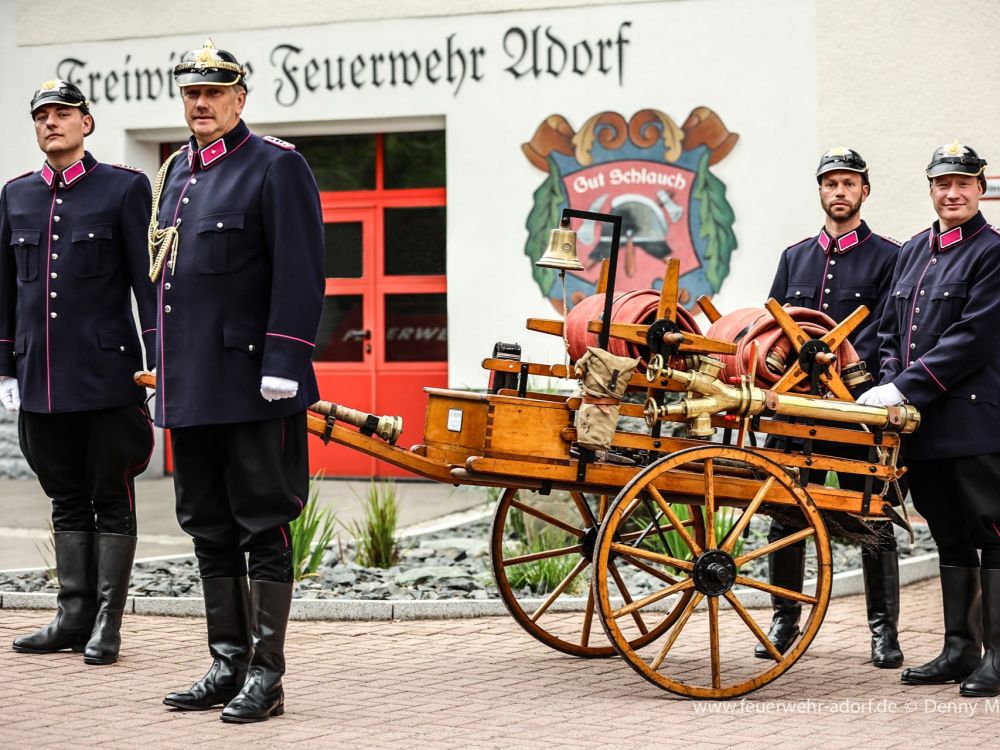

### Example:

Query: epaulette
xmin=785 ymin=236 xmax=812 ymax=251
xmin=262 ymin=135 xmax=296 ymax=151
xmin=879 ymin=234 xmax=902 ymax=247
xmin=990 ymin=225 xmax=1000 ymax=236
xmin=5 ymin=170 xmax=32 ymax=185
xmin=112 ymin=163 xmax=143 ymax=173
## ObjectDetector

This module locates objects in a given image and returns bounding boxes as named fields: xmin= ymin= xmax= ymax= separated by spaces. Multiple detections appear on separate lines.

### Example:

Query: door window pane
xmin=285 ymin=134 xmax=375 ymax=191
xmin=384 ymin=294 xmax=447 ymax=362
xmin=384 ymin=207 xmax=446 ymax=276
xmin=313 ymin=295 xmax=366 ymax=362
xmin=384 ymin=131 xmax=446 ymax=189
xmin=325 ymin=221 xmax=363 ymax=278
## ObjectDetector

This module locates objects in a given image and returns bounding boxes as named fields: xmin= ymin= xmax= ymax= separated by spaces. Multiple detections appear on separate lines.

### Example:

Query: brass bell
xmin=536 ymin=225 xmax=584 ymax=271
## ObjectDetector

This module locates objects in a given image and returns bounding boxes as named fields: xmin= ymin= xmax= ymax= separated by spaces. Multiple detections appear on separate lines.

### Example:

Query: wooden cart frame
xmin=307 ymin=214 xmax=914 ymax=698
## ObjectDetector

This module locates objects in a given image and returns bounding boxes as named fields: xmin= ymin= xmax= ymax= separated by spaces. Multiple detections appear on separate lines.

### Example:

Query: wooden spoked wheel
xmin=593 ymin=446 xmax=832 ymax=698
xmin=490 ymin=486 xmax=706 ymax=657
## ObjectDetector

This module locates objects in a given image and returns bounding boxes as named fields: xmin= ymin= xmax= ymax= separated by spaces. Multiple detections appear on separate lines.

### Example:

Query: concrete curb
xmin=0 ymin=551 xmax=941 ymax=620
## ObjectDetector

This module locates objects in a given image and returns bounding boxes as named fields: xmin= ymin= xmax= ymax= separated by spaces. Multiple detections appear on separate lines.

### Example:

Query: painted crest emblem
xmin=523 ymin=107 xmax=739 ymax=310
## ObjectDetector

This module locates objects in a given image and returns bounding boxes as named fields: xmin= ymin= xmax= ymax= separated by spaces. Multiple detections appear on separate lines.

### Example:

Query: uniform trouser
xmin=907 ymin=453 xmax=1000 ymax=569
xmin=18 ymin=404 xmax=154 ymax=535
xmin=171 ymin=412 xmax=308 ymax=582
xmin=765 ymin=434 xmax=901 ymax=551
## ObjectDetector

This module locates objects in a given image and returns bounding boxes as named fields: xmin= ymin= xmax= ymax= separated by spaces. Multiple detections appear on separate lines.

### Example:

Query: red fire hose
xmin=705 ymin=307 xmax=861 ymax=392
xmin=565 ymin=290 xmax=702 ymax=365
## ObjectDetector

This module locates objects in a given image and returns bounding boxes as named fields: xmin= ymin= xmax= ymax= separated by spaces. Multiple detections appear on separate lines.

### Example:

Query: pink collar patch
xmin=62 ymin=160 xmax=86 ymax=186
xmin=837 ymin=230 xmax=859 ymax=252
xmin=40 ymin=162 xmax=55 ymax=188
xmin=817 ymin=231 xmax=831 ymax=251
xmin=939 ymin=226 xmax=963 ymax=249
xmin=200 ymin=138 xmax=227 ymax=168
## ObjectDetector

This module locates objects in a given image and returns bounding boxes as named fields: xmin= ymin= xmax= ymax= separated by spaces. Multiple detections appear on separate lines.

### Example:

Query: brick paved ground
xmin=2 ymin=578 xmax=998 ymax=749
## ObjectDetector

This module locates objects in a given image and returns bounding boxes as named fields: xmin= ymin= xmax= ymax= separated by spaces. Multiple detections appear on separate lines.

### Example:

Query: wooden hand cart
xmin=298 ymin=234 xmax=918 ymax=698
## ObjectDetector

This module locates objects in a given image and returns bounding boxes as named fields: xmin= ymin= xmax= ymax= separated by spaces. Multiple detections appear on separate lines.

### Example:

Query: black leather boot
xmin=961 ymin=568 xmax=1000 ymax=697
xmin=901 ymin=566 xmax=982 ymax=684
xmin=221 ymin=580 xmax=292 ymax=723
xmin=862 ymin=547 xmax=904 ymax=668
xmin=163 ymin=577 xmax=252 ymax=710
xmin=12 ymin=531 xmax=96 ymax=653
xmin=754 ymin=543 xmax=805 ymax=658
xmin=84 ymin=534 xmax=137 ymax=665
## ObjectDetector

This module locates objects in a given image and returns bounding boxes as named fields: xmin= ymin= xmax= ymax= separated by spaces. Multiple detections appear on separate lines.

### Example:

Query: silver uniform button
xmin=176 ymin=218 xmax=182 ymax=226
xmin=55 ymin=198 xmax=63 ymax=205
xmin=794 ymin=291 xmax=801 ymax=296
xmin=50 ymin=272 xmax=57 ymax=279
xmin=216 ymin=222 xmax=224 ymax=229
xmin=931 ymin=258 xmax=938 ymax=264
xmin=18 ymin=237 xmax=24 ymax=244
xmin=912 ymin=325 xmax=917 ymax=331
xmin=164 ymin=305 xmax=172 ymax=313
xmin=855 ymin=292 xmax=861 ymax=298
xmin=971 ymin=394 xmax=977 ymax=400
xmin=49 ymin=292 xmax=57 ymax=299
xmin=824 ymin=288 xmax=831 ymax=294
xmin=52 ymin=234 xmax=59 ymax=241
xmin=182 ymin=197 xmax=190 ymax=205
xmin=190 ymin=178 xmax=197 ymax=185
xmin=919 ymin=289 xmax=925 ymax=296
xmin=910 ymin=343 xmax=916 ymax=349
xmin=894 ymin=291 xmax=900 ymax=296
xmin=119 ymin=345 xmax=126 ymax=352
xmin=822 ymin=303 xmax=829 ymax=310
xmin=164 ymin=282 xmax=171 ymax=291
xmin=88 ymin=232 xmax=94 ymax=239
xmin=915 ymin=307 xmax=920 ymax=314
xmin=248 ymin=344 xmax=255 ymax=352
xmin=944 ymin=291 xmax=950 ymax=297
xmin=830 ymin=260 xmax=837 ymax=266
xmin=827 ymin=274 xmax=833 ymax=279
xmin=53 ymin=216 xmax=60 ymax=222
xmin=51 ymin=254 xmax=58 ymax=260
xmin=50 ymin=312 xmax=57 ymax=319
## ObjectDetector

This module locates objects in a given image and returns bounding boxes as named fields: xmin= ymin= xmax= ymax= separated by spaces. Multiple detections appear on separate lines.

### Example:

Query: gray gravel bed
xmin=0 ymin=517 xmax=937 ymax=601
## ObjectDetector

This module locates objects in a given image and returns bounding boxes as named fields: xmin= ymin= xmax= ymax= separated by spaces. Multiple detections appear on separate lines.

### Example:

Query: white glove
xmin=260 ymin=375 xmax=299 ymax=402
xmin=857 ymin=382 xmax=904 ymax=407
xmin=0 ymin=376 xmax=20 ymax=412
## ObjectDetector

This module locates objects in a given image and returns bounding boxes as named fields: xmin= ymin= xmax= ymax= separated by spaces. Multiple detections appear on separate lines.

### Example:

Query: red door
xmin=310 ymin=135 xmax=448 ymax=477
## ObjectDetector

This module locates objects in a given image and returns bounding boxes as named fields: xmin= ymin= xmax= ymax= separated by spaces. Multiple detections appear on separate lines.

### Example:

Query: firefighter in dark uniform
xmin=0 ymin=80 xmax=156 ymax=664
xmin=153 ymin=41 xmax=323 ymax=723
xmin=862 ymin=142 xmax=1000 ymax=697
xmin=760 ymin=148 xmax=904 ymax=667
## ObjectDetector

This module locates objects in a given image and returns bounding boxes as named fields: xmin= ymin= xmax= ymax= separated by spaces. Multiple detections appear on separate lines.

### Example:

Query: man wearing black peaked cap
xmin=759 ymin=147 xmax=905 ymax=668
xmin=0 ymin=79 xmax=156 ymax=665
xmin=152 ymin=40 xmax=324 ymax=723
xmin=864 ymin=142 xmax=1000 ymax=698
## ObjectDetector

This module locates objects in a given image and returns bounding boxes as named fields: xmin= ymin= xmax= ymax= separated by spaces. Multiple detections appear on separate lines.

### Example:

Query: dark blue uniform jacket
xmin=152 ymin=120 xmax=324 ymax=429
xmin=769 ymin=220 xmax=900 ymax=387
xmin=877 ymin=211 xmax=1000 ymax=460
xmin=0 ymin=152 xmax=155 ymax=413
